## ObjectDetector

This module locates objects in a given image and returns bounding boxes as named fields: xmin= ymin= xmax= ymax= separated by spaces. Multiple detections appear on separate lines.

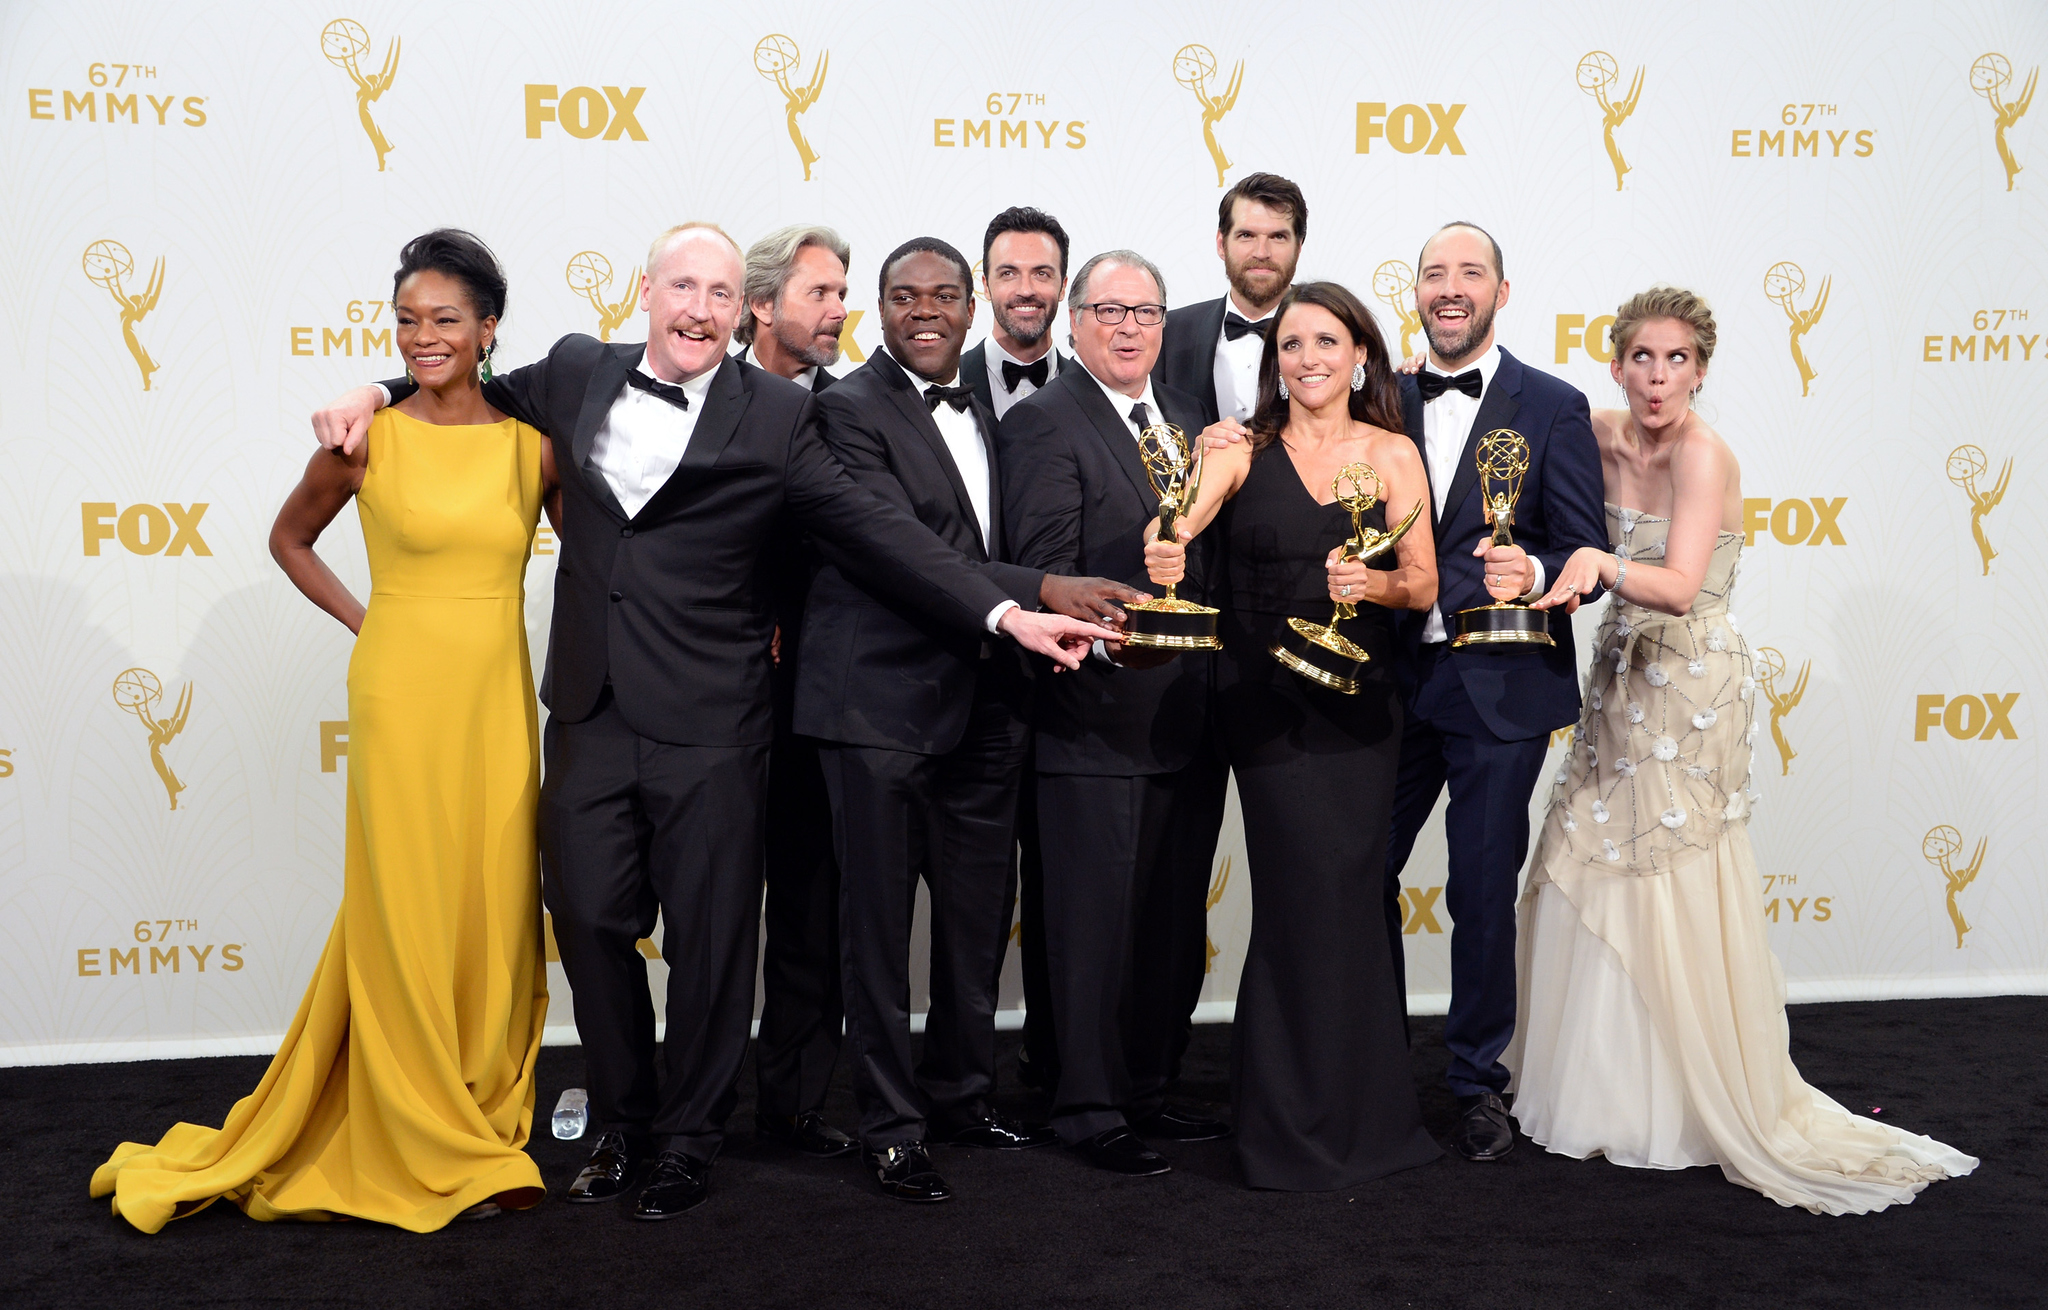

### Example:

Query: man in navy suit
xmin=1383 ymin=222 xmax=1607 ymax=1161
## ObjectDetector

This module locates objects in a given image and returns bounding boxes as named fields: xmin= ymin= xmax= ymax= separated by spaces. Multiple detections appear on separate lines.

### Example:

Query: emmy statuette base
xmin=1120 ymin=597 xmax=1222 ymax=651
xmin=1270 ymin=618 xmax=1370 ymax=695
xmin=1451 ymin=602 xmax=1554 ymax=648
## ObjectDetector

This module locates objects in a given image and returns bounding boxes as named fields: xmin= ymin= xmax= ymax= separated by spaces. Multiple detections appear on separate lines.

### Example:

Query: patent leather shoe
xmin=756 ymin=1111 xmax=859 ymax=1158
xmin=565 ymin=1130 xmax=653 ymax=1203
xmin=1451 ymin=1092 xmax=1515 ymax=1161
xmin=863 ymin=1142 xmax=953 ymax=1203
xmin=1074 ymin=1127 xmax=1171 ymax=1176
xmin=630 ymin=1150 xmax=711 ymax=1220
xmin=1132 ymin=1103 xmax=1231 ymax=1142
xmin=933 ymin=1109 xmax=1057 ymax=1150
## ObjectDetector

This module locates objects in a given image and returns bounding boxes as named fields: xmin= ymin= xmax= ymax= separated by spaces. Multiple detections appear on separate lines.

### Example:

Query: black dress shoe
xmin=1451 ymin=1092 xmax=1515 ymax=1161
xmin=1074 ymin=1127 xmax=1171 ymax=1176
xmin=630 ymin=1150 xmax=711 ymax=1220
xmin=565 ymin=1130 xmax=654 ymax=1203
xmin=1132 ymin=1103 xmax=1231 ymax=1142
xmin=1015 ymin=1046 xmax=1058 ymax=1091
xmin=756 ymin=1111 xmax=859 ymax=1158
xmin=863 ymin=1142 xmax=953 ymax=1203
xmin=933 ymin=1109 xmax=1057 ymax=1150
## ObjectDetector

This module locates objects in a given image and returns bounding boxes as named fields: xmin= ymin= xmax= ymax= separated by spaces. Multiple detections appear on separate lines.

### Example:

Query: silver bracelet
xmin=1613 ymin=553 xmax=1628 ymax=590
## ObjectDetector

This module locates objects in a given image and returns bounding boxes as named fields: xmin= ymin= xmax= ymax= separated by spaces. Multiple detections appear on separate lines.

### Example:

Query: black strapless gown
xmin=1217 ymin=443 xmax=1442 ymax=1189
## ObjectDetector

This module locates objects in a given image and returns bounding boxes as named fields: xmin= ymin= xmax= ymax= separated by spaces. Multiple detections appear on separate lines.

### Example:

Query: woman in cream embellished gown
xmin=1507 ymin=287 xmax=1974 ymax=1215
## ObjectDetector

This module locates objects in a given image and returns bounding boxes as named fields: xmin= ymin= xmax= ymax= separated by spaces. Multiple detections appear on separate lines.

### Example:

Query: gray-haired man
xmin=736 ymin=223 xmax=851 ymax=391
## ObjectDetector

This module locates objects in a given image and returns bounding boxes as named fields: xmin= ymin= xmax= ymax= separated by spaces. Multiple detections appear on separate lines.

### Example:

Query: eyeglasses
xmin=1082 ymin=302 xmax=1165 ymax=326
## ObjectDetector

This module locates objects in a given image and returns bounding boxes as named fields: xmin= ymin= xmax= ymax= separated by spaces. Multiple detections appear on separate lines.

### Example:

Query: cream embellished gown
xmin=1506 ymin=505 xmax=1976 ymax=1215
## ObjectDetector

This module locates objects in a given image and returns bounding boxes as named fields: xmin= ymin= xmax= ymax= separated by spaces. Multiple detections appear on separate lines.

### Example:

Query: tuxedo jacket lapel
xmin=874 ymin=353 xmax=987 ymax=558
xmin=1067 ymin=371 xmax=1155 ymax=509
xmin=970 ymin=395 xmax=1004 ymax=559
xmin=572 ymin=344 xmax=635 ymax=520
xmin=634 ymin=357 xmax=750 ymax=522
xmin=1435 ymin=351 xmax=1525 ymax=539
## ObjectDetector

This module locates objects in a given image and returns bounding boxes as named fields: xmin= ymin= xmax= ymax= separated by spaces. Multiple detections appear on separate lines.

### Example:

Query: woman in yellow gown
xmin=92 ymin=230 xmax=562 ymax=1232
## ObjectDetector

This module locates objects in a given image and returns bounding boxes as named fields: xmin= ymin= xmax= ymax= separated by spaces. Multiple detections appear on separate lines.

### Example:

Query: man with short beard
xmin=1382 ymin=221 xmax=1606 ymax=1163
xmin=735 ymin=224 xmax=850 ymax=391
xmin=1159 ymin=172 xmax=1306 ymax=425
xmin=960 ymin=207 xmax=1077 ymax=419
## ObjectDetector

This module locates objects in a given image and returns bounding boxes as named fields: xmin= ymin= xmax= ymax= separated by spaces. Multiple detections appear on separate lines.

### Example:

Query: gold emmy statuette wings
xmin=324 ymin=19 xmax=399 ymax=171
xmin=1578 ymin=52 xmax=1644 ymax=191
xmin=1973 ymin=53 xmax=2037 ymax=190
xmin=1372 ymin=261 xmax=1422 ymax=358
xmin=1174 ymin=44 xmax=1242 ymax=187
xmin=84 ymin=241 xmax=163 ymax=391
xmin=1203 ymin=856 xmax=1231 ymax=973
xmin=1755 ymin=646 xmax=1809 ymax=776
xmin=757 ymin=34 xmax=827 ymax=181
xmin=1270 ymin=462 xmax=1425 ymax=693
xmin=1764 ymin=262 xmax=1829 ymax=397
xmin=113 ymin=668 xmax=192 ymax=810
xmin=1923 ymin=825 xmax=1986 ymax=949
xmin=566 ymin=252 xmax=640 ymax=342
xmin=1947 ymin=444 xmax=2011 ymax=575
xmin=1121 ymin=423 xmax=1223 ymax=649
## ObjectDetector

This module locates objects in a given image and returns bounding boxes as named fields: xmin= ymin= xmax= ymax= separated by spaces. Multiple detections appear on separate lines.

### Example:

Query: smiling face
xmin=640 ymin=228 xmax=742 ymax=382
xmin=985 ymin=229 xmax=1065 ymax=354
xmin=1611 ymin=317 xmax=1705 ymax=432
xmin=1072 ymin=262 xmax=1164 ymax=396
xmin=1217 ymin=198 xmax=1300 ymax=316
xmin=880 ymin=249 xmax=974 ymax=383
xmin=394 ymin=269 xmax=495 ymax=391
xmin=761 ymin=242 xmax=849 ymax=369
xmin=1415 ymin=225 xmax=1508 ymax=368
xmin=1274 ymin=302 xmax=1366 ymax=414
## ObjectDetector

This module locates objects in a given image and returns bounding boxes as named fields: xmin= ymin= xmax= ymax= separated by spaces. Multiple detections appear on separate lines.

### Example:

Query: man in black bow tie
xmin=796 ymin=237 xmax=1147 ymax=1202
xmin=960 ymin=207 xmax=1077 ymax=420
xmin=1158 ymin=172 xmax=1306 ymax=426
xmin=1383 ymin=221 xmax=1607 ymax=1163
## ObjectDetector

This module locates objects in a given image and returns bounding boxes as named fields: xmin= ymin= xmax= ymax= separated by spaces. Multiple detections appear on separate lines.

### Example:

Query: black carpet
xmin=6 ymin=998 xmax=2043 ymax=1309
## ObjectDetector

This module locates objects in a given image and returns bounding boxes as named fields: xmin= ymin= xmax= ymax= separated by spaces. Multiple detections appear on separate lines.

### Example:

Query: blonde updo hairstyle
xmin=1611 ymin=286 xmax=1718 ymax=394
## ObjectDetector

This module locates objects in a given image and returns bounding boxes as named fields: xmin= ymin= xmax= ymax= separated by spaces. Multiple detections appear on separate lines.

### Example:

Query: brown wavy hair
xmin=1249 ymin=282 xmax=1404 ymax=450
xmin=1611 ymin=285 xmax=1718 ymax=369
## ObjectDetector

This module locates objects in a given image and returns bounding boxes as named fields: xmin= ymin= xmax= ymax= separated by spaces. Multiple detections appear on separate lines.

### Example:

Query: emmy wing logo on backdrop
xmin=1972 ymin=53 xmax=2036 ymax=190
xmin=1204 ymin=856 xmax=1231 ymax=973
xmin=1754 ymin=646 xmax=1810 ymax=776
xmin=567 ymin=252 xmax=640 ymax=342
xmin=83 ymin=240 xmax=162 ymax=392
xmin=755 ymin=34 xmax=826 ymax=181
xmin=1173 ymin=44 xmax=1241 ymax=187
xmin=1373 ymin=261 xmax=1421 ymax=357
xmin=1923 ymin=825 xmax=1986 ymax=949
xmin=322 ymin=19 xmax=398 ymax=172
xmin=113 ymin=668 xmax=191 ymax=810
xmin=1764 ymin=261 xmax=1829 ymax=397
xmin=1577 ymin=51 xmax=1643 ymax=190
xmin=1948 ymin=444 xmax=2012 ymax=575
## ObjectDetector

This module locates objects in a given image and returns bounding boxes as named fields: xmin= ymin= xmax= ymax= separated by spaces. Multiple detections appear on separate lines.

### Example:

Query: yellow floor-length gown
xmin=93 ymin=409 xmax=551 ymax=1233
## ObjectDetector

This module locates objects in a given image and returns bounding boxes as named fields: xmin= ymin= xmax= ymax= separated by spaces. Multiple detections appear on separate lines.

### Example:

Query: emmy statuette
xmin=1121 ymin=422 xmax=1222 ymax=650
xmin=1451 ymin=429 xmax=1554 ymax=648
xmin=1270 ymin=462 xmax=1424 ymax=694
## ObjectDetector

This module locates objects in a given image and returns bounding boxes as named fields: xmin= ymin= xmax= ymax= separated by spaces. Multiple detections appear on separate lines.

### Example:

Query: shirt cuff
xmin=986 ymin=599 xmax=1019 ymax=634
xmin=1091 ymin=639 xmax=1114 ymax=664
xmin=1519 ymin=557 xmax=1546 ymax=602
xmin=373 ymin=383 xmax=392 ymax=407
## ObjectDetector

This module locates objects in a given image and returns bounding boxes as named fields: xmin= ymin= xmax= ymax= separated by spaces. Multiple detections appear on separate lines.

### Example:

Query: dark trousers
xmin=756 ymin=717 xmax=842 ymax=1119
xmin=1038 ymin=761 xmax=1209 ymax=1144
xmin=1148 ymin=733 xmax=1229 ymax=1089
xmin=539 ymin=691 xmax=769 ymax=1161
xmin=1014 ymin=765 xmax=1058 ymax=1086
xmin=1384 ymin=643 xmax=1550 ymax=1099
xmin=819 ymin=670 xmax=1031 ymax=1150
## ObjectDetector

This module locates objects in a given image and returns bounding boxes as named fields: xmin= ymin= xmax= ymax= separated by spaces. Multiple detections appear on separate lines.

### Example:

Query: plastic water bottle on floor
xmin=552 ymin=1088 xmax=588 ymax=1140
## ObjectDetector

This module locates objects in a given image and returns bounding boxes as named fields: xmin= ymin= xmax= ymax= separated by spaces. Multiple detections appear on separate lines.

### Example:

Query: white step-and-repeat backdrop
xmin=1 ymin=0 xmax=2040 ymax=1063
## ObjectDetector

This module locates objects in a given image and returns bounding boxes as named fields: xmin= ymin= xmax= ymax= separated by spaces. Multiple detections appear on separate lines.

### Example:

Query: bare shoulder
xmin=1588 ymin=407 xmax=1629 ymax=448
xmin=1362 ymin=424 xmax=1423 ymax=475
xmin=1673 ymin=417 xmax=1737 ymax=477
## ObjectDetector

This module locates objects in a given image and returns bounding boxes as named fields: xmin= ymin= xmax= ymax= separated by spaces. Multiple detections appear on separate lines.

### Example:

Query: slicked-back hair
xmin=392 ymin=228 xmax=507 ymax=325
xmin=736 ymin=224 xmax=850 ymax=346
xmin=1418 ymin=220 xmax=1504 ymax=282
xmin=1066 ymin=250 xmax=1167 ymax=318
xmin=982 ymin=206 xmax=1071 ymax=280
xmin=1249 ymin=282 xmax=1404 ymax=450
xmin=878 ymin=236 xmax=974 ymax=300
xmin=1218 ymin=172 xmax=1308 ymax=241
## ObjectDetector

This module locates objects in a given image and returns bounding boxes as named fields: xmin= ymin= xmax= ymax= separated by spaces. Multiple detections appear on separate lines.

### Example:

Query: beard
xmin=773 ymin=315 xmax=842 ymax=368
xmin=1421 ymin=295 xmax=1497 ymax=362
xmin=1225 ymin=252 xmax=1298 ymax=313
xmin=992 ymin=296 xmax=1052 ymax=349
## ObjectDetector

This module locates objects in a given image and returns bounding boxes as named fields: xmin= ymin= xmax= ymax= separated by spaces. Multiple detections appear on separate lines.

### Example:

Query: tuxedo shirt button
xmin=609 ymin=591 xmax=623 ymax=602
xmin=620 ymin=527 xmax=633 ymax=537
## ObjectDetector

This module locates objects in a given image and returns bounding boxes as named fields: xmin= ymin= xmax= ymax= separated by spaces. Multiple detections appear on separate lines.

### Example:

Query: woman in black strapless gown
xmin=1147 ymin=282 xmax=1441 ymax=1189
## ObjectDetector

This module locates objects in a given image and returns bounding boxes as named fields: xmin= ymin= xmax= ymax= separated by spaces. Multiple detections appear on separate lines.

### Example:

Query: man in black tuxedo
xmin=1383 ymin=222 xmax=1608 ymax=1161
xmin=733 ymin=224 xmax=858 ymax=1160
xmin=310 ymin=224 xmax=1112 ymax=1219
xmin=1157 ymin=172 xmax=1306 ymax=427
xmin=797 ymin=237 xmax=1144 ymax=1203
xmin=999 ymin=250 xmax=1232 ymax=1177
xmin=955 ymin=205 xmax=1079 ymax=1096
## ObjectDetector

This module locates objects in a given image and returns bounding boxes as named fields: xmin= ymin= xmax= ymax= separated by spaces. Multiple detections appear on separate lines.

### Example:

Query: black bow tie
xmin=1223 ymin=312 xmax=1269 ymax=342
xmin=1416 ymin=369 xmax=1483 ymax=402
xmin=1001 ymin=357 xmax=1050 ymax=393
xmin=626 ymin=370 xmax=691 ymax=410
xmin=924 ymin=382 xmax=976 ymax=413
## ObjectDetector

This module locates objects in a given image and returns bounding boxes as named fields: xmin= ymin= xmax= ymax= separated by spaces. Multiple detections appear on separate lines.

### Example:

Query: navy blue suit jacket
xmin=1394 ymin=346 xmax=1608 ymax=742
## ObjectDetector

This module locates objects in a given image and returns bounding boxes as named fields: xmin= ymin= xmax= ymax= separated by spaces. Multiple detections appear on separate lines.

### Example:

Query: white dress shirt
xmin=736 ymin=342 xmax=823 ymax=390
xmin=1084 ymin=366 xmax=1167 ymax=661
xmin=1418 ymin=345 xmax=1543 ymax=642
xmin=983 ymin=336 xmax=1058 ymax=419
xmin=585 ymin=358 xmax=717 ymax=518
xmin=1212 ymin=300 xmax=1273 ymax=423
xmin=882 ymin=352 xmax=1017 ymax=635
